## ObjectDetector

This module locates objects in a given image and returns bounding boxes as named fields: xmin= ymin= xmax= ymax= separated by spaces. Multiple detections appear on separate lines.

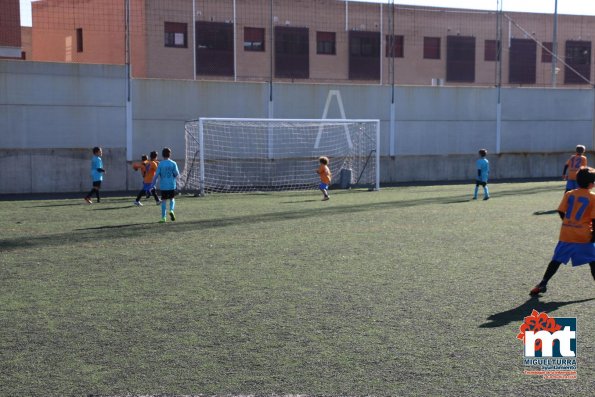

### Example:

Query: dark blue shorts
xmin=552 ymin=241 xmax=595 ymax=266
xmin=143 ymin=182 xmax=154 ymax=192
xmin=565 ymin=180 xmax=578 ymax=190
xmin=319 ymin=183 xmax=329 ymax=190
xmin=161 ymin=190 xmax=176 ymax=200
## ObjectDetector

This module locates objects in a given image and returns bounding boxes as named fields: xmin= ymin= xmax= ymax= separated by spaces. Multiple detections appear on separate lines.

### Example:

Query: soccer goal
xmin=178 ymin=118 xmax=380 ymax=194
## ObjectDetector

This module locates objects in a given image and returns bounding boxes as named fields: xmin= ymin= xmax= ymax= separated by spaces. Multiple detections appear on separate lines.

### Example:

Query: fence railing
xmin=4 ymin=0 xmax=593 ymax=88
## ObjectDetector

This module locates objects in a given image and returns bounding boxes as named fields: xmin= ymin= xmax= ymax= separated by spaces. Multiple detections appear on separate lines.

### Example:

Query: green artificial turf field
xmin=0 ymin=182 xmax=593 ymax=396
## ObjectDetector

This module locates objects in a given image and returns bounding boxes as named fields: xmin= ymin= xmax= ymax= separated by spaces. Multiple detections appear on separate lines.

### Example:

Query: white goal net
xmin=178 ymin=118 xmax=380 ymax=194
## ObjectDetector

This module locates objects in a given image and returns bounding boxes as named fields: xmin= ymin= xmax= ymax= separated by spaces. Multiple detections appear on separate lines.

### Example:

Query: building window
xmin=275 ymin=26 xmax=309 ymax=79
xmin=541 ymin=42 xmax=553 ymax=63
xmin=385 ymin=34 xmax=404 ymax=58
xmin=423 ymin=37 xmax=440 ymax=59
xmin=565 ymin=40 xmax=591 ymax=84
xmin=349 ymin=31 xmax=380 ymax=80
xmin=165 ymin=22 xmax=188 ymax=48
xmin=76 ymin=28 xmax=83 ymax=52
xmin=509 ymin=38 xmax=536 ymax=84
xmin=316 ymin=31 xmax=336 ymax=55
xmin=446 ymin=36 xmax=475 ymax=83
xmin=244 ymin=27 xmax=265 ymax=51
xmin=196 ymin=21 xmax=234 ymax=76
xmin=484 ymin=39 xmax=500 ymax=61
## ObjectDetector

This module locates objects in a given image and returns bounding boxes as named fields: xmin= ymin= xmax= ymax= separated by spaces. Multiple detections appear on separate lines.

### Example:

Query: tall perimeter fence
xmin=1 ymin=0 xmax=595 ymax=193
xmin=12 ymin=0 xmax=595 ymax=87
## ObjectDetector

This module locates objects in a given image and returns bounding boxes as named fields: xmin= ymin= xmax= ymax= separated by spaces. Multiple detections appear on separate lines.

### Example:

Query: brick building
xmin=29 ymin=0 xmax=595 ymax=86
xmin=0 ymin=0 xmax=22 ymax=59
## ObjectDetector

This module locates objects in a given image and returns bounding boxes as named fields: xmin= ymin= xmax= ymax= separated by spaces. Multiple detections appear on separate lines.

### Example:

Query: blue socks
xmin=161 ymin=199 xmax=175 ymax=218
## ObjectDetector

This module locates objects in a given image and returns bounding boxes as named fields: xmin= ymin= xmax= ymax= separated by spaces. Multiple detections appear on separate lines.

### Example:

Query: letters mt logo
xmin=517 ymin=310 xmax=576 ymax=358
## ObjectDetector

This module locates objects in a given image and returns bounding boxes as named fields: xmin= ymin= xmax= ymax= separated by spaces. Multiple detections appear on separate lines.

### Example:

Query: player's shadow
xmin=79 ymin=222 xmax=155 ymax=230
xmin=533 ymin=209 xmax=559 ymax=216
xmin=92 ymin=205 xmax=137 ymax=211
xmin=280 ymin=199 xmax=320 ymax=203
xmin=445 ymin=199 xmax=473 ymax=204
xmin=0 ymin=185 xmax=570 ymax=251
xmin=24 ymin=203 xmax=83 ymax=208
xmin=479 ymin=297 xmax=594 ymax=328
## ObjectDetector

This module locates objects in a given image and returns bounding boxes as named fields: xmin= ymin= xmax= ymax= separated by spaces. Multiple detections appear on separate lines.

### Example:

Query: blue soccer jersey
xmin=91 ymin=155 xmax=103 ymax=182
xmin=476 ymin=158 xmax=489 ymax=182
xmin=154 ymin=159 xmax=179 ymax=190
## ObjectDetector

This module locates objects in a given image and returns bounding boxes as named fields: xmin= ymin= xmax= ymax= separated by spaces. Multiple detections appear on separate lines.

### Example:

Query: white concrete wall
xmin=132 ymin=79 xmax=269 ymax=160
xmin=0 ymin=148 xmax=127 ymax=193
xmin=0 ymin=60 xmax=126 ymax=148
xmin=0 ymin=61 xmax=128 ymax=193
xmin=501 ymin=88 xmax=594 ymax=153
xmin=133 ymin=80 xmax=594 ymax=157
xmin=1 ymin=60 xmax=594 ymax=193
xmin=391 ymin=86 xmax=498 ymax=155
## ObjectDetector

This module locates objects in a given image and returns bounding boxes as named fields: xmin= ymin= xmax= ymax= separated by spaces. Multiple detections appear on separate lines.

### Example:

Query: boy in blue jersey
xmin=473 ymin=149 xmax=490 ymax=200
xmin=152 ymin=147 xmax=180 ymax=223
xmin=84 ymin=147 xmax=105 ymax=204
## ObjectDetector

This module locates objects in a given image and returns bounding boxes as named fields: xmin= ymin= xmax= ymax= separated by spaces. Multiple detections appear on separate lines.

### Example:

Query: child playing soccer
xmin=473 ymin=149 xmax=490 ymax=200
xmin=317 ymin=156 xmax=331 ymax=201
xmin=562 ymin=144 xmax=587 ymax=192
xmin=152 ymin=147 xmax=180 ymax=223
xmin=529 ymin=167 xmax=595 ymax=296
xmin=84 ymin=146 xmax=105 ymax=204
xmin=133 ymin=151 xmax=161 ymax=206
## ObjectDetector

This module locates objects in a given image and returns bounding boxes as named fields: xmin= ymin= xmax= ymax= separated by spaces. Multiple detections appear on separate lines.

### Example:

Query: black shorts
xmin=475 ymin=180 xmax=487 ymax=187
xmin=161 ymin=190 xmax=176 ymax=200
xmin=92 ymin=181 xmax=102 ymax=188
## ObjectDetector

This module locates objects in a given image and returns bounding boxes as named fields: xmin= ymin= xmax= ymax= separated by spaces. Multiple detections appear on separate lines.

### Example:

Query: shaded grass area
xmin=0 ymin=182 xmax=593 ymax=397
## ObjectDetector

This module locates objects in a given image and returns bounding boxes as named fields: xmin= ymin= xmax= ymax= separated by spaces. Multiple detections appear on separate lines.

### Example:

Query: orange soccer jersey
xmin=143 ymin=160 xmax=159 ymax=183
xmin=565 ymin=154 xmax=587 ymax=181
xmin=558 ymin=188 xmax=595 ymax=243
xmin=318 ymin=164 xmax=331 ymax=185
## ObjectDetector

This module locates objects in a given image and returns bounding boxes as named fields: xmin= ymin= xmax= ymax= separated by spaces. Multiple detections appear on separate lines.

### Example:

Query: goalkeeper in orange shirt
xmin=530 ymin=166 xmax=595 ymax=296
xmin=133 ymin=151 xmax=161 ymax=206
xmin=562 ymin=145 xmax=587 ymax=192
xmin=316 ymin=156 xmax=331 ymax=201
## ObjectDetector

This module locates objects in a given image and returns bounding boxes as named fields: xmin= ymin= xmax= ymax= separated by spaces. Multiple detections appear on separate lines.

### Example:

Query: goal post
xmin=179 ymin=118 xmax=380 ymax=194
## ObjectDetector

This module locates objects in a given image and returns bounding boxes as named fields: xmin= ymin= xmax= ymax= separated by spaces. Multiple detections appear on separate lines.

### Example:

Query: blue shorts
xmin=143 ymin=182 xmax=154 ymax=192
xmin=552 ymin=241 xmax=595 ymax=266
xmin=565 ymin=180 xmax=578 ymax=190
xmin=319 ymin=182 xmax=329 ymax=190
